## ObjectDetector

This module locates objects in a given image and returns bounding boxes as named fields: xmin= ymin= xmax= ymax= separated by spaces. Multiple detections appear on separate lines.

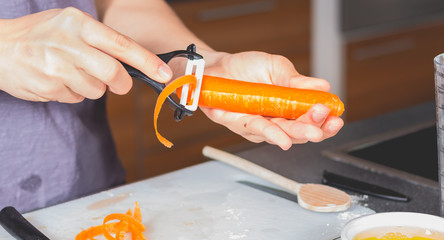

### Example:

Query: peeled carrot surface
xmin=178 ymin=75 xmax=344 ymax=119
xmin=75 ymin=202 xmax=145 ymax=240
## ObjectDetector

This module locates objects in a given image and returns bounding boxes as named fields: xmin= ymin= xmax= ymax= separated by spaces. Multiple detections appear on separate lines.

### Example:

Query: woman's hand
xmin=0 ymin=7 xmax=172 ymax=103
xmin=199 ymin=51 xmax=344 ymax=150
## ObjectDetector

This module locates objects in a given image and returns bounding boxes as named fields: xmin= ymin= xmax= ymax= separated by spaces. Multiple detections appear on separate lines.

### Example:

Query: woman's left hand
xmin=199 ymin=51 xmax=344 ymax=150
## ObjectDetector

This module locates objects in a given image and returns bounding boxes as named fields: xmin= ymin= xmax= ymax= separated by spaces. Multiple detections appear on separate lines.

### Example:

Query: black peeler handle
xmin=0 ymin=206 xmax=50 ymax=240
xmin=120 ymin=44 xmax=203 ymax=121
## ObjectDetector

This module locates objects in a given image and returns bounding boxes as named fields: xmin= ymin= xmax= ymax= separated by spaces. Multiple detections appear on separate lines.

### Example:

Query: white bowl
xmin=341 ymin=212 xmax=444 ymax=240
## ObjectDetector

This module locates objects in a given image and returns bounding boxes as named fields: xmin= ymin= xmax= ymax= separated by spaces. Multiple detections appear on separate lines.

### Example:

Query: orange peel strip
xmin=126 ymin=208 xmax=133 ymax=216
xmin=134 ymin=202 xmax=142 ymax=222
xmin=116 ymin=221 xmax=129 ymax=240
xmin=132 ymin=231 xmax=146 ymax=240
xmin=103 ymin=213 xmax=145 ymax=232
xmin=75 ymin=223 xmax=119 ymax=240
xmin=103 ymin=228 xmax=117 ymax=240
xmin=154 ymin=75 xmax=197 ymax=148
xmin=75 ymin=225 xmax=102 ymax=240
xmin=75 ymin=202 xmax=144 ymax=240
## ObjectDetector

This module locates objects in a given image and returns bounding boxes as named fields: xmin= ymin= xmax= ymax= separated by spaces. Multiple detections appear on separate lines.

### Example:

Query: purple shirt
xmin=0 ymin=0 xmax=97 ymax=19
xmin=0 ymin=0 xmax=125 ymax=213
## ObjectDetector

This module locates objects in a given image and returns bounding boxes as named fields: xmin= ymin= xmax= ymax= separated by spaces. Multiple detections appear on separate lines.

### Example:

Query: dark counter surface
xmin=232 ymin=102 xmax=441 ymax=215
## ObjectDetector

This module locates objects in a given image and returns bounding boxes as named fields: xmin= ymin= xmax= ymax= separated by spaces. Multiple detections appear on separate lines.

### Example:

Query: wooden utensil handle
xmin=202 ymin=146 xmax=300 ymax=193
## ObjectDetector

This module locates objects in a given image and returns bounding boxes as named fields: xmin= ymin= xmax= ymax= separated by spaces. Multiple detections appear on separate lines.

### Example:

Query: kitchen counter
xmin=0 ymin=161 xmax=374 ymax=240
xmin=0 ymin=102 xmax=438 ymax=239
xmin=230 ymin=101 xmax=441 ymax=215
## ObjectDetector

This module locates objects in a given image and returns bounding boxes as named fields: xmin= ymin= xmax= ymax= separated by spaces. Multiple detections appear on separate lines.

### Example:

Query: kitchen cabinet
xmin=170 ymin=0 xmax=311 ymax=75
xmin=346 ymin=22 xmax=444 ymax=121
xmin=312 ymin=0 xmax=444 ymax=122
xmin=106 ymin=0 xmax=311 ymax=182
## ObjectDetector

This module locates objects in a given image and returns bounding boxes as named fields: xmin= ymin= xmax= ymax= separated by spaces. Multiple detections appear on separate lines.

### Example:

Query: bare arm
xmin=96 ymin=0 xmax=216 ymax=58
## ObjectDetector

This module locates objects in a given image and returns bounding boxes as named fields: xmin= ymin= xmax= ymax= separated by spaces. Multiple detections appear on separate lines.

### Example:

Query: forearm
xmin=97 ymin=0 xmax=217 ymax=62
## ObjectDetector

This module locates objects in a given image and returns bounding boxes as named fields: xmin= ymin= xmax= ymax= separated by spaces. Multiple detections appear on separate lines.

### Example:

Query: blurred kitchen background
xmin=105 ymin=0 xmax=444 ymax=183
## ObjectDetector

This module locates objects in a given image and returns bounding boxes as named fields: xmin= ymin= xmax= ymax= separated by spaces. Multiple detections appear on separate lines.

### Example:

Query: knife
xmin=322 ymin=170 xmax=410 ymax=202
xmin=0 ymin=206 xmax=50 ymax=240
xmin=237 ymin=180 xmax=300 ymax=203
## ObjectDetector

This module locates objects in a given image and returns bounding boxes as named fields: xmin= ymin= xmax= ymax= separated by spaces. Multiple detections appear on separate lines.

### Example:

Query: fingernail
xmin=158 ymin=64 xmax=172 ymax=81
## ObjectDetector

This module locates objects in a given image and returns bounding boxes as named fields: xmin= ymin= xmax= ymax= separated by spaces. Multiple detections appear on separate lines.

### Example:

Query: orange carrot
xmin=154 ymin=75 xmax=344 ymax=147
xmin=178 ymin=75 xmax=344 ymax=119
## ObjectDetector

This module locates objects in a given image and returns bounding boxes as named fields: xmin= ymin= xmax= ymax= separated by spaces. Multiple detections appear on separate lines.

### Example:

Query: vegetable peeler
xmin=120 ymin=44 xmax=205 ymax=121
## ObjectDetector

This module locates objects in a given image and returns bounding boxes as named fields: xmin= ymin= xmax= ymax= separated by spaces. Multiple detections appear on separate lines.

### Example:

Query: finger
xmin=50 ymin=90 xmax=85 ymax=103
xmin=271 ymin=118 xmax=324 ymax=143
xmin=297 ymin=103 xmax=331 ymax=128
xmin=242 ymin=134 xmax=266 ymax=143
xmin=290 ymin=75 xmax=331 ymax=92
xmin=320 ymin=116 xmax=344 ymax=139
xmin=63 ymin=67 xmax=107 ymax=99
xmin=240 ymin=115 xmax=292 ymax=150
xmin=80 ymin=19 xmax=172 ymax=83
xmin=13 ymin=88 xmax=51 ymax=102
xmin=7 ymin=67 xmax=84 ymax=103
xmin=74 ymin=47 xmax=131 ymax=95
xmin=30 ymin=81 xmax=85 ymax=103
xmin=29 ymin=69 xmax=86 ymax=103
xmin=56 ymin=90 xmax=85 ymax=103
xmin=201 ymin=108 xmax=293 ymax=150
xmin=241 ymin=134 xmax=287 ymax=149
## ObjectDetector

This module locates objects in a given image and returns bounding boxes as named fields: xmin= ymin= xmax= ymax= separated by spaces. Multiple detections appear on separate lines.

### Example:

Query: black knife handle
xmin=0 ymin=206 xmax=50 ymax=240
xmin=322 ymin=170 xmax=410 ymax=202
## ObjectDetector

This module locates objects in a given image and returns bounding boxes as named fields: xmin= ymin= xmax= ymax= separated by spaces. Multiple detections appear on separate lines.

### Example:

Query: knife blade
xmin=237 ymin=180 xmax=299 ymax=203
xmin=322 ymin=170 xmax=410 ymax=202
xmin=0 ymin=206 xmax=50 ymax=240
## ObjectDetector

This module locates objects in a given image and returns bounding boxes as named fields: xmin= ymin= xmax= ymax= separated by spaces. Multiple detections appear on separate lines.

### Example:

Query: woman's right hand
xmin=0 ymin=7 xmax=172 ymax=103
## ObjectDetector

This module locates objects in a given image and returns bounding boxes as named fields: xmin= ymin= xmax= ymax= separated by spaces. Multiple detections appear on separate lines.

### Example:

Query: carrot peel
xmin=154 ymin=75 xmax=197 ymax=148
xmin=133 ymin=202 xmax=142 ymax=222
xmin=75 ymin=202 xmax=144 ymax=240
xmin=103 ymin=214 xmax=145 ymax=232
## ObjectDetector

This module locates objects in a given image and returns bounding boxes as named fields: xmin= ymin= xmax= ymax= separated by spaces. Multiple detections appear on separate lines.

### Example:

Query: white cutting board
xmin=0 ymin=162 xmax=374 ymax=240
